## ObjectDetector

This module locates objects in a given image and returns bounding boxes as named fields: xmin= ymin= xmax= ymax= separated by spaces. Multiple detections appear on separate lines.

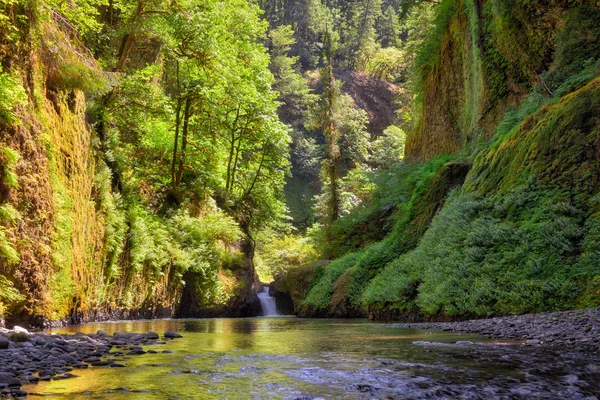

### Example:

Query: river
xmin=23 ymin=317 xmax=599 ymax=399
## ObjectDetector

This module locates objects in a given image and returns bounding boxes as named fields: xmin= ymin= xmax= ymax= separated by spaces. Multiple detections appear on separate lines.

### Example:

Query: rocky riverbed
xmin=394 ymin=307 xmax=600 ymax=350
xmin=0 ymin=327 xmax=182 ymax=398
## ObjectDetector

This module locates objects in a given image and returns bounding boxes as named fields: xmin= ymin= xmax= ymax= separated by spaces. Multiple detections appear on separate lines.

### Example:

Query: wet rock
xmin=91 ymin=361 xmax=111 ymax=367
xmin=164 ymin=331 xmax=182 ymax=339
xmin=9 ymin=389 xmax=27 ymax=397
xmin=147 ymin=331 xmax=159 ymax=340
xmin=0 ymin=373 xmax=21 ymax=388
xmin=12 ymin=327 xmax=28 ymax=334
xmin=0 ymin=337 xmax=8 ymax=349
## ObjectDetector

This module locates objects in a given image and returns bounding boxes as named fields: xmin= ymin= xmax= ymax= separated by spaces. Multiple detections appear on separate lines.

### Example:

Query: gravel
xmin=394 ymin=307 xmax=600 ymax=350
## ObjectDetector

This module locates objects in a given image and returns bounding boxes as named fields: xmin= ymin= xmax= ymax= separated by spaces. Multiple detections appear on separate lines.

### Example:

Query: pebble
xmin=394 ymin=307 xmax=600 ymax=351
xmin=0 ymin=328 xmax=181 ymax=398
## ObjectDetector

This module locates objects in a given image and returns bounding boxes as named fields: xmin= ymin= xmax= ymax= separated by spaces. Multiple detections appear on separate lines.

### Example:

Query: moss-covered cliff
xmin=1 ymin=0 xmax=266 ymax=327
xmin=275 ymin=0 xmax=600 ymax=320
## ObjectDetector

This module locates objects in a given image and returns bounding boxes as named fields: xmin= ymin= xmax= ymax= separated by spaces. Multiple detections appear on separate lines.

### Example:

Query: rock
xmin=9 ymin=389 xmax=27 ymax=397
xmin=0 ymin=336 xmax=8 ymax=349
xmin=59 ymin=353 xmax=77 ymax=363
xmin=130 ymin=334 xmax=146 ymax=342
xmin=90 ymin=361 xmax=111 ymax=367
xmin=8 ymin=333 xmax=29 ymax=343
xmin=269 ymin=275 xmax=295 ymax=315
xmin=164 ymin=331 xmax=182 ymax=339
xmin=12 ymin=327 xmax=28 ymax=334
xmin=97 ymin=330 xmax=108 ymax=336
xmin=525 ymin=339 xmax=541 ymax=346
xmin=0 ymin=372 xmax=21 ymax=387
xmin=147 ymin=331 xmax=159 ymax=340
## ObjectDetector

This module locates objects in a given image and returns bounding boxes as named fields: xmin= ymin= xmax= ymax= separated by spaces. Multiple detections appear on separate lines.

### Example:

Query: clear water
xmin=24 ymin=318 xmax=600 ymax=399
xmin=258 ymin=286 xmax=280 ymax=316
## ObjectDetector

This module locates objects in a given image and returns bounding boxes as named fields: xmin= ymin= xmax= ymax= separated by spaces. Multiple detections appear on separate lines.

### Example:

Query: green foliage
xmin=413 ymin=0 xmax=456 ymax=76
xmin=42 ymin=12 xmax=109 ymax=95
xmin=0 ymin=67 xmax=27 ymax=124
xmin=543 ymin=3 xmax=600 ymax=92
xmin=0 ymin=275 xmax=23 ymax=315
xmin=363 ymin=46 xmax=404 ymax=82
xmin=302 ymin=252 xmax=361 ymax=311
xmin=255 ymin=229 xmax=318 ymax=281
xmin=371 ymin=125 xmax=406 ymax=169
xmin=364 ymin=184 xmax=593 ymax=316
xmin=0 ymin=145 xmax=20 ymax=191
xmin=45 ymin=0 xmax=107 ymax=34
xmin=0 ymin=146 xmax=21 ymax=266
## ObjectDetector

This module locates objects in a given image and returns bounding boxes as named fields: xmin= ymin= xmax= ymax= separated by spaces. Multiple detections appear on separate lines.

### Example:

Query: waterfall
xmin=258 ymin=286 xmax=280 ymax=317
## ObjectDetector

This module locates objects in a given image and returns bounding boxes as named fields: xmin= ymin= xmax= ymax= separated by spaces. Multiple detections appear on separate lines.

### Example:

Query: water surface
xmin=25 ymin=318 xmax=600 ymax=399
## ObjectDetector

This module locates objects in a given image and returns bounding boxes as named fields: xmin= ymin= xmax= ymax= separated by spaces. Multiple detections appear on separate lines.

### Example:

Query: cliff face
xmin=0 ymin=3 xmax=261 ymax=327
xmin=281 ymin=0 xmax=600 ymax=320
xmin=405 ymin=0 xmax=567 ymax=160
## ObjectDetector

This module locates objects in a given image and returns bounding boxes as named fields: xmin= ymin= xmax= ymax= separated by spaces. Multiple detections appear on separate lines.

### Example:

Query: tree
xmin=377 ymin=5 xmax=400 ymax=47
xmin=341 ymin=0 xmax=382 ymax=69
xmin=309 ymin=27 xmax=342 ymax=239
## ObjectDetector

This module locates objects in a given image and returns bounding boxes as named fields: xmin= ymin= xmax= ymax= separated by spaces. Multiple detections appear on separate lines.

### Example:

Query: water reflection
xmin=26 ymin=318 xmax=600 ymax=399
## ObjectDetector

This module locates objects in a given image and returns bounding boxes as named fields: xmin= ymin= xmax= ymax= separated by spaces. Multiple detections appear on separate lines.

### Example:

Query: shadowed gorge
xmin=1 ymin=0 xmax=599 ymax=397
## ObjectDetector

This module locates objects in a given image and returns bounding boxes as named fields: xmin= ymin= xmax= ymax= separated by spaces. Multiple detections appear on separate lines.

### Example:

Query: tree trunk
xmin=175 ymin=97 xmax=192 ymax=191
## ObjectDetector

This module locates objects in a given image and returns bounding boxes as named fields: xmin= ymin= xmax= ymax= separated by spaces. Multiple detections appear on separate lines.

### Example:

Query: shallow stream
xmin=24 ymin=318 xmax=600 ymax=399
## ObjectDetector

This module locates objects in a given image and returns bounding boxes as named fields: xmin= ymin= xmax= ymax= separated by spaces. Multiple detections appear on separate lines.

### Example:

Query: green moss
xmin=9 ymin=332 xmax=29 ymax=342
xmin=466 ymin=78 xmax=600 ymax=195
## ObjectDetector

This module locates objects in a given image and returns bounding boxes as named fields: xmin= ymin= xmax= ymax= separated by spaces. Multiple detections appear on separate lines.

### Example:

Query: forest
xmin=1 ymin=0 xmax=599 ymax=328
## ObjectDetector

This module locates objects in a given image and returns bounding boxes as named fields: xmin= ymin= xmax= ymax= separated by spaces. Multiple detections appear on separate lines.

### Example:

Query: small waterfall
xmin=258 ymin=286 xmax=280 ymax=317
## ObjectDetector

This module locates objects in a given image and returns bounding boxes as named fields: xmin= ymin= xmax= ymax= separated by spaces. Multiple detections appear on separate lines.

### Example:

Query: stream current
xmin=25 ymin=318 xmax=600 ymax=399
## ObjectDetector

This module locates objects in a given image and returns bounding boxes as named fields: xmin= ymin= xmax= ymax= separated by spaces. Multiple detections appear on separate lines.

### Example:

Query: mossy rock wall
xmin=406 ymin=0 xmax=566 ymax=160
xmin=466 ymin=78 xmax=600 ymax=196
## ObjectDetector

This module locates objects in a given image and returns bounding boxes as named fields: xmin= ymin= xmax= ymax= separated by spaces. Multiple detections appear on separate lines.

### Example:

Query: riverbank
xmin=393 ymin=307 xmax=600 ymax=351
xmin=0 ymin=327 xmax=182 ymax=398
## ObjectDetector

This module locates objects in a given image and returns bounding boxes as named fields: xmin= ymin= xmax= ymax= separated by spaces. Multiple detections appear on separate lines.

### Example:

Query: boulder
xmin=147 ymin=331 xmax=159 ymax=340
xmin=0 ymin=373 xmax=21 ymax=388
xmin=269 ymin=276 xmax=295 ymax=316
